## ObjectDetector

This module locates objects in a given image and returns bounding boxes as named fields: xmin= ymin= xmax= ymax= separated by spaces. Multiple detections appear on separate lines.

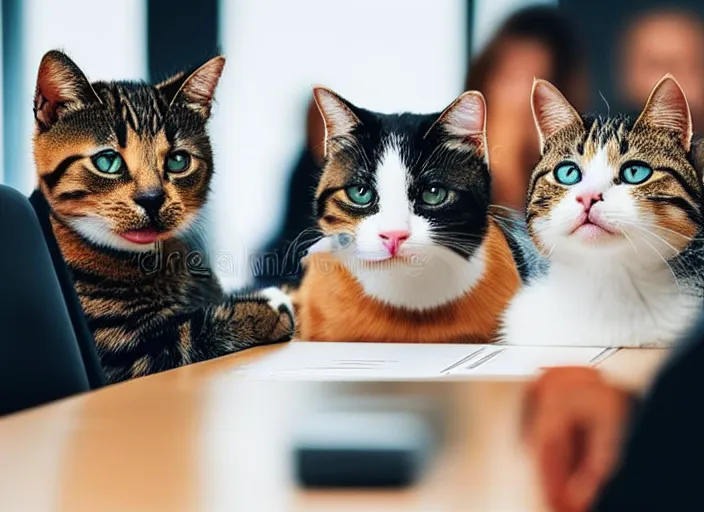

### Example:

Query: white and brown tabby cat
xmin=295 ymin=87 xmax=534 ymax=343
xmin=501 ymin=74 xmax=704 ymax=347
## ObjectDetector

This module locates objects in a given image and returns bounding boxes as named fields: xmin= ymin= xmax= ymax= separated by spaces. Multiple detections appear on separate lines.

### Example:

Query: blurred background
xmin=2 ymin=0 xmax=704 ymax=289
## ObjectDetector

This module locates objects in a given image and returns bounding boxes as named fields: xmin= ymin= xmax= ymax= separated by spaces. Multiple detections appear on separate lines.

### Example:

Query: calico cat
xmin=32 ymin=50 xmax=294 ymax=383
xmin=295 ymin=87 xmax=527 ymax=343
xmin=501 ymin=75 xmax=704 ymax=347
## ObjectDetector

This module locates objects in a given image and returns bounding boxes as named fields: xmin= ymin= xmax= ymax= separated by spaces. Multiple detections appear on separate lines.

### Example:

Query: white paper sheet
xmin=237 ymin=342 xmax=618 ymax=380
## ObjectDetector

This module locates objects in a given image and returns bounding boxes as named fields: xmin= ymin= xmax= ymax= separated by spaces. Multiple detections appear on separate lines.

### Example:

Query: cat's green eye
xmin=91 ymin=150 xmax=124 ymax=175
xmin=345 ymin=185 xmax=375 ymax=206
xmin=620 ymin=162 xmax=653 ymax=185
xmin=554 ymin=162 xmax=582 ymax=186
xmin=421 ymin=186 xmax=449 ymax=206
xmin=166 ymin=151 xmax=191 ymax=174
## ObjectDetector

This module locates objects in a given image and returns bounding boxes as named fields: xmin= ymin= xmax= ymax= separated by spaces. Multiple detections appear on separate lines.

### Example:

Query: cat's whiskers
xmin=430 ymin=228 xmax=485 ymax=239
xmin=634 ymin=233 xmax=683 ymax=292
xmin=430 ymin=241 xmax=482 ymax=252
xmin=546 ymin=243 xmax=560 ymax=259
xmin=602 ymin=212 xmax=699 ymax=243
xmin=619 ymin=220 xmax=681 ymax=256
xmin=626 ymin=224 xmax=704 ymax=285
xmin=613 ymin=218 xmax=693 ymax=290
xmin=429 ymin=233 xmax=483 ymax=248
xmin=619 ymin=226 xmax=639 ymax=255
xmin=596 ymin=215 xmax=704 ymax=294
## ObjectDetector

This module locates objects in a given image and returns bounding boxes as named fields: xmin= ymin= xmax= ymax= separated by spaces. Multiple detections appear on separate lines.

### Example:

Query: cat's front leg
xmin=96 ymin=288 xmax=295 ymax=383
xmin=215 ymin=287 xmax=296 ymax=349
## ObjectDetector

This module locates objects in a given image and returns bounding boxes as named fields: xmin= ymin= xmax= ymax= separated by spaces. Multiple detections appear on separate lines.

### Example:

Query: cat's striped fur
xmin=32 ymin=50 xmax=293 ymax=383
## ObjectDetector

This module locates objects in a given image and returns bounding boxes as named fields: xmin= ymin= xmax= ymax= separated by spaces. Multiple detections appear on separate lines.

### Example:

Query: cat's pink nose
xmin=576 ymin=192 xmax=603 ymax=211
xmin=379 ymin=230 xmax=410 ymax=256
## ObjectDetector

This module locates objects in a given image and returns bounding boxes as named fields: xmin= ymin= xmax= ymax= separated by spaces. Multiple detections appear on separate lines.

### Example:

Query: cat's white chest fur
xmin=501 ymin=263 xmax=702 ymax=348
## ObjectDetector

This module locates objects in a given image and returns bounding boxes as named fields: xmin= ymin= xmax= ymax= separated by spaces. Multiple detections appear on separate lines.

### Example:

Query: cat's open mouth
xmin=119 ymin=227 xmax=168 ymax=245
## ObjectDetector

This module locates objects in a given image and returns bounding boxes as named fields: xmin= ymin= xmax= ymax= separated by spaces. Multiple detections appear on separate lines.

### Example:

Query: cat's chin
xmin=342 ymin=244 xmax=487 ymax=310
xmin=351 ymin=252 xmax=427 ymax=271
xmin=564 ymin=235 xmax=626 ymax=253
xmin=550 ymin=234 xmax=652 ymax=267
xmin=572 ymin=222 xmax=615 ymax=241
xmin=570 ymin=231 xmax=622 ymax=251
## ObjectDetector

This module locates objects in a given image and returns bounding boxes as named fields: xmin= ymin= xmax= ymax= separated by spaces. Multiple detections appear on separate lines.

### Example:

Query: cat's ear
xmin=155 ymin=71 xmax=188 ymax=100
xmin=312 ymin=86 xmax=361 ymax=156
xmin=158 ymin=56 xmax=225 ymax=118
xmin=33 ymin=50 xmax=100 ymax=130
xmin=634 ymin=74 xmax=692 ymax=152
xmin=428 ymin=91 xmax=488 ymax=160
xmin=531 ymin=78 xmax=582 ymax=153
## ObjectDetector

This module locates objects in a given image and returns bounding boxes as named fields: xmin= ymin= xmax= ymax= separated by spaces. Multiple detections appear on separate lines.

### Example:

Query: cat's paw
xmin=260 ymin=286 xmax=294 ymax=315
xmin=260 ymin=287 xmax=295 ymax=341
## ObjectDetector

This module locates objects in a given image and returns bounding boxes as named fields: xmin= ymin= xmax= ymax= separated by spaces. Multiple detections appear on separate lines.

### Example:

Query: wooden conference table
xmin=0 ymin=344 xmax=668 ymax=512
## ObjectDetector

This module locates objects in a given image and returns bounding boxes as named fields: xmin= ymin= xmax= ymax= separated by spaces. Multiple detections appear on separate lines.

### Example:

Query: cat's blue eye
xmin=421 ymin=186 xmax=449 ymax=206
xmin=345 ymin=185 xmax=375 ymax=206
xmin=554 ymin=162 xmax=582 ymax=186
xmin=166 ymin=151 xmax=191 ymax=174
xmin=91 ymin=150 xmax=124 ymax=175
xmin=620 ymin=162 xmax=653 ymax=185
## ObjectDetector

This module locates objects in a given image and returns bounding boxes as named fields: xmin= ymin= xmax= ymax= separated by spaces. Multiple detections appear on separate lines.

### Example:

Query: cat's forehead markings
xmin=582 ymin=147 xmax=613 ymax=189
xmin=606 ymin=135 xmax=624 ymax=166
xmin=120 ymin=125 xmax=163 ymax=185
xmin=582 ymin=121 xmax=601 ymax=160
xmin=376 ymin=135 xmax=411 ymax=218
xmin=581 ymin=119 xmax=629 ymax=169
xmin=118 ymin=86 xmax=141 ymax=134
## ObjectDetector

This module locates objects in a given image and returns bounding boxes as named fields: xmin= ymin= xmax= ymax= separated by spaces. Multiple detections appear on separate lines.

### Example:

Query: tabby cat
xmin=32 ymin=50 xmax=294 ymax=383
xmin=501 ymin=75 xmax=704 ymax=347
xmin=296 ymin=87 xmax=530 ymax=343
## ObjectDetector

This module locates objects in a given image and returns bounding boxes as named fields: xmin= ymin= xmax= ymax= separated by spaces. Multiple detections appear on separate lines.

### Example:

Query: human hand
xmin=523 ymin=367 xmax=632 ymax=512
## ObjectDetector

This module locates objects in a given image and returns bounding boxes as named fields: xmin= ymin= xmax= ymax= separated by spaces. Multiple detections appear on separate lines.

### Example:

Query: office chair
xmin=0 ymin=185 xmax=105 ymax=416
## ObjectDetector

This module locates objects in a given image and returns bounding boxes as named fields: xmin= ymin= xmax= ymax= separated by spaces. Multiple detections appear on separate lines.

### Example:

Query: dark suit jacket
xmin=592 ymin=314 xmax=704 ymax=511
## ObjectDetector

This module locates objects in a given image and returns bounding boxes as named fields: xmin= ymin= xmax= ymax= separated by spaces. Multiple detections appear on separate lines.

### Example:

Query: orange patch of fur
xmin=296 ymin=220 xmax=520 ymax=343
xmin=657 ymin=209 xmax=698 ymax=252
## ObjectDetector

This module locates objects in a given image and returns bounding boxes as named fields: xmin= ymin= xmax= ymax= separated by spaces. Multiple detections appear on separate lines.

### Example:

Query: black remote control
xmin=292 ymin=395 xmax=442 ymax=488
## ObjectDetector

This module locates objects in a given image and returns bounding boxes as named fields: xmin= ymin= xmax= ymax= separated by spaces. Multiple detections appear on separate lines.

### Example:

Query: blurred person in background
xmin=616 ymin=7 xmax=704 ymax=132
xmin=257 ymin=98 xmax=325 ymax=288
xmin=466 ymin=6 xmax=589 ymax=211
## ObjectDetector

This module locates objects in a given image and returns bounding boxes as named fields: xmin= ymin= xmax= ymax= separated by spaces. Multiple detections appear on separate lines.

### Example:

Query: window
xmin=3 ymin=0 xmax=146 ymax=193
xmin=211 ymin=0 xmax=467 ymax=289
